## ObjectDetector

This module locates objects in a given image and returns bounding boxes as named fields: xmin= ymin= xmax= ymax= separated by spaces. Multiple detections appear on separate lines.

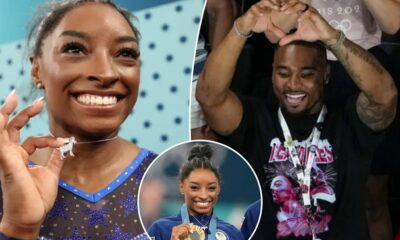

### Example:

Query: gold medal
xmin=187 ymin=223 xmax=206 ymax=240
xmin=215 ymin=230 xmax=227 ymax=240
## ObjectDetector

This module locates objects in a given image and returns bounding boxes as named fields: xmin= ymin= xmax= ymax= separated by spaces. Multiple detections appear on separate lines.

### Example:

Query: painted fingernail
xmin=33 ymin=96 xmax=44 ymax=103
xmin=6 ymin=89 xmax=16 ymax=99
xmin=29 ymin=96 xmax=44 ymax=106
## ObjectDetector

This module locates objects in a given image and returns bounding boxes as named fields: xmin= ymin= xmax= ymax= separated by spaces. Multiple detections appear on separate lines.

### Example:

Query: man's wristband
xmin=326 ymin=30 xmax=346 ymax=50
xmin=233 ymin=20 xmax=253 ymax=39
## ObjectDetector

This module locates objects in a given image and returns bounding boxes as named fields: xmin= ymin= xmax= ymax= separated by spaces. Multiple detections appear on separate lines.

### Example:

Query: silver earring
xmin=36 ymin=82 xmax=43 ymax=89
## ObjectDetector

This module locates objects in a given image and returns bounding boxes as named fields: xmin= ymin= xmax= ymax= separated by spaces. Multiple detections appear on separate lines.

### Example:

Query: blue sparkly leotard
xmin=0 ymin=148 xmax=156 ymax=239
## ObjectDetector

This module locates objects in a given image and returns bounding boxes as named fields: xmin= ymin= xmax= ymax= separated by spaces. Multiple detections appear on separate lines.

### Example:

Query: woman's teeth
xmin=195 ymin=201 xmax=210 ymax=207
xmin=76 ymin=94 xmax=118 ymax=105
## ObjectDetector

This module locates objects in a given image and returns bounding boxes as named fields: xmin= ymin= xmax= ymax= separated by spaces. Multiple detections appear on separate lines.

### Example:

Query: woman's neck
xmin=188 ymin=208 xmax=213 ymax=217
xmin=31 ymin=137 xmax=140 ymax=192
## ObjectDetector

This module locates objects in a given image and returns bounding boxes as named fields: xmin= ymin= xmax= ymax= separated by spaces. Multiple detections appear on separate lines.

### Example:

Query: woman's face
xmin=31 ymin=3 xmax=140 ymax=139
xmin=180 ymin=168 xmax=220 ymax=216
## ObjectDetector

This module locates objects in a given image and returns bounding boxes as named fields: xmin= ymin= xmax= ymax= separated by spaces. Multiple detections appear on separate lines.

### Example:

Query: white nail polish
xmin=29 ymin=96 xmax=44 ymax=106
xmin=33 ymin=96 xmax=44 ymax=103
xmin=6 ymin=89 xmax=16 ymax=99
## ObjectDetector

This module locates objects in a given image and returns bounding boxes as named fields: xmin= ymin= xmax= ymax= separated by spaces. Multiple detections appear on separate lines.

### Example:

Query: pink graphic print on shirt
xmin=267 ymin=137 xmax=337 ymax=238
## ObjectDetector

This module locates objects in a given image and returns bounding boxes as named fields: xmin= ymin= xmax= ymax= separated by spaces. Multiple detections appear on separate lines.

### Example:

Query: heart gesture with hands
xmin=278 ymin=1 xmax=340 ymax=46
xmin=235 ymin=0 xmax=287 ymax=38
xmin=235 ymin=0 xmax=339 ymax=47
xmin=0 ymin=91 xmax=66 ymax=238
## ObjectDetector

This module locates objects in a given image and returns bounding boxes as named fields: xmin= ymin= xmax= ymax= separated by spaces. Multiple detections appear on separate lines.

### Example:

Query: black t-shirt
xmin=222 ymin=95 xmax=381 ymax=240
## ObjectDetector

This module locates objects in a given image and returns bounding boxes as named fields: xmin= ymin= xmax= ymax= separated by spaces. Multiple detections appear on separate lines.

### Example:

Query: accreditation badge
xmin=215 ymin=230 xmax=228 ymax=240
xmin=188 ymin=223 xmax=206 ymax=240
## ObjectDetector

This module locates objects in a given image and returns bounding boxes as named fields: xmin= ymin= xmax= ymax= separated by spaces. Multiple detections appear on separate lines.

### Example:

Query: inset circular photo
xmin=139 ymin=140 xmax=262 ymax=240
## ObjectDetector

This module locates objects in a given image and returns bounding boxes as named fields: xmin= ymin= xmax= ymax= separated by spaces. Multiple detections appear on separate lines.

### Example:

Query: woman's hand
xmin=170 ymin=223 xmax=191 ymax=240
xmin=0 ymin=91 xmax=66 ymax=238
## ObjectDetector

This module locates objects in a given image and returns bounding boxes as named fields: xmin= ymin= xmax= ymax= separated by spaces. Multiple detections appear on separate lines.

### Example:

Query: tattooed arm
xmin=330 ymin=36 xmax=397 ymax=131
xmin=278 ymin=4 xmax=398 ymax=131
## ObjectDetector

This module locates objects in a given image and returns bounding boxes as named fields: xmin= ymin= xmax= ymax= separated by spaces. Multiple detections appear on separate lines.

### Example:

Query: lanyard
xmin=180 ymin=203 xmax=217 ymax=240
xmin=277 ymin=106 xmax=327 ymax=240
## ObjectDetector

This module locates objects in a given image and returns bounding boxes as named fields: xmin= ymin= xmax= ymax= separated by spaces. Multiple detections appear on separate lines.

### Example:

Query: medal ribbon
xmin=180 ymin=203 xmax=217 ymax=240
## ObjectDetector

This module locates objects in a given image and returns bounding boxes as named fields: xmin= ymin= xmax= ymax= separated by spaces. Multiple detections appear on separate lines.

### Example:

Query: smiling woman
xmin=31 ymin=2 xmax=141 ymax=140
xmin=144 ymin=142 xmax=260 ymax=240
xmin=178 ymin=145 xmax=221 ymax=217
xmin=0 ymin=0 xmax=163 ymax=239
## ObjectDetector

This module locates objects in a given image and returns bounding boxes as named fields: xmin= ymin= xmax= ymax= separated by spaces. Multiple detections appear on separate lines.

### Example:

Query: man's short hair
xmin=274 ymin=39 xmax=327 ymax=65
